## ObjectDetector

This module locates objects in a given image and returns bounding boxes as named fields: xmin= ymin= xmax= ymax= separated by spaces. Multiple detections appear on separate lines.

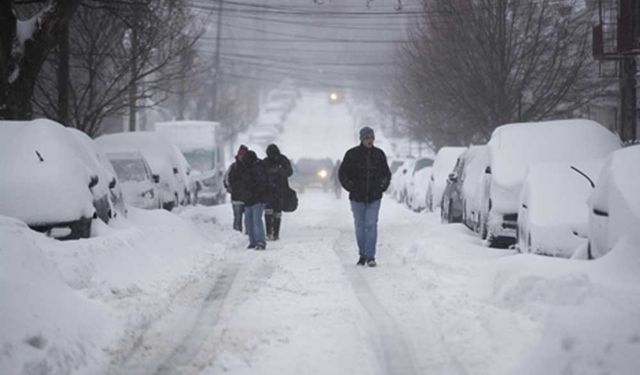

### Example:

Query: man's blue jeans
xmin=244 ymin=203 xmax=266 ymax=247
xmin=232 ymin=201 xmax=244 ymax=232
xmin=350 ymin=199 xmax=381 ymax=260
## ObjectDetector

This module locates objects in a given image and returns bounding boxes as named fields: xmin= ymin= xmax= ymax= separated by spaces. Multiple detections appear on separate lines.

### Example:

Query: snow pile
xmin=0 ymin=205 xmax=232 ymax=375
xmin=0 ymin=119 xmax=95 ymax=225
xmin=485 ymin=244 xmax=640 ymax=375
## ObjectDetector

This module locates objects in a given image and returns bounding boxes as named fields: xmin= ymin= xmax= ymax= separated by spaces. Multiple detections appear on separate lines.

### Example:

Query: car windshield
xmin=110 ymin=158 xmax=149 ymax=182
xmin=182 ymin=149 xmax=215 ymax=171
xmin=413 ymin=158 xmax=434 ymax=173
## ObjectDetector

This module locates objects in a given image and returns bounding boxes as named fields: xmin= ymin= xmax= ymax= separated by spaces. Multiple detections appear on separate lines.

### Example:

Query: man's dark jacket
xmin=339 ymin=143 xmax=391 ymax=203
xmin=231 ymin=152 xmax=271 ymax=206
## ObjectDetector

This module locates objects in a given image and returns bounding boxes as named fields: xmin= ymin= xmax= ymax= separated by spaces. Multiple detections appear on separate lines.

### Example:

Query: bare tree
xmin=31 ymin=0 xmax=206 ymax=136
xmin=391 ymin=0 xmax=606 ymax=149
xmin=0 ymin=0 xmax=81 ymax=120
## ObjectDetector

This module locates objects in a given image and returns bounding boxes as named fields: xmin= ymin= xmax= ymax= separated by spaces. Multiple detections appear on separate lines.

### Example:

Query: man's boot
xmin=265 ymin=214 xmax=274 ymax=241
xmin=273 ymin=216 xmax=281 ymax=241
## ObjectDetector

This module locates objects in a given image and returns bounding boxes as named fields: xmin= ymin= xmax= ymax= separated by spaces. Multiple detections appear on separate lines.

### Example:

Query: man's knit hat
xmin=359 ymin=126 xmax=375 ymax=141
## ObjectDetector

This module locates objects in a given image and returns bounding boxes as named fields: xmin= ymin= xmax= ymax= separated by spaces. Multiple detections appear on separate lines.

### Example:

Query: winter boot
xmin=357 ymin=256 xmax=366 ymax=266
xmin=273 ymin=217 xmax=281 ymax=241
xmin=366 ymin=258 xmax=377 ymax=267
xmin=265 ymin=214 xmax=274 ymax=241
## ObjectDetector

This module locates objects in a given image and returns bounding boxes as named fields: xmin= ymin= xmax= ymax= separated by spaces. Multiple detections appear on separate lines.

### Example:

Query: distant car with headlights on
xmin=291 ymin=158 xmax=334 ymax=192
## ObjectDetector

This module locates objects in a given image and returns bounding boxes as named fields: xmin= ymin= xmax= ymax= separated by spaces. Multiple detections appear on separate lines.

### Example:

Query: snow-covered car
xmin=461 ymin=145 xmax=490 ymax=234
xmin=406 ymin=166 xmax=433 ymax=212
xmin=96 ymin=132 xmax=188 ymax=211
xmin=65 ymin=127 xmax=125 ymax=222
xmin=172 ymin=144 xmax=197 ymax=205
xmin=440 ymin=147 xmax=477 ymax=223
xmin=103 ymin=151 xmax=161 ymax=210
xmin=480 ymin=119 xmax=621 ymax=248
xmin=396 ymin=157 xmax=434 ymax=204
xmin=425 ymin=147 xmax=466 ymax=212
xmin=586 ymin=145 xmax=640 ymax=259
xmin=0 ymin=119 xmax=97 ymax=239
xmin=389 ymin=158 xmax=412 ymax=202
xmin=517 ymin=160 xmax=604 ymax=257
xmin=155 ymin=121 xmax=226 ymax=206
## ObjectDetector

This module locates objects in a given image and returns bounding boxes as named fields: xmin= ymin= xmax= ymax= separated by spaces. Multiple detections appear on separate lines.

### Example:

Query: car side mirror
xmin=402 ymin=169 xmax=407 ymax=175
xmin=484 ymin=166 xmax=492 ymax=174
xmin=448 ymin=173 xmax=458 ymax=182
xmin=109 ymin=178 xmax=116 ymax=189
xmin=173 ymin=167 xmax=179 ymax=174
xmin=152 ymin=174 xmax=160 ymax=183
xmin=89 ymin=175 xmax=99 ymax=189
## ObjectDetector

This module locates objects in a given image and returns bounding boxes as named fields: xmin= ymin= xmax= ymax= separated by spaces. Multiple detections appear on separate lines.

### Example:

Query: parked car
xmin=440 ymin=147 xmax=479 ymax=223
xmin=291 ymin=158 xmax=334 ymax=192
xmin=0 ymin=119 xmax=97 ymax=239
xmin=399 ymin=157 xmax=434 ymax=204
xmin=517 ymin=160 xmax=604 ymax=257
xmin=461 ymin=145 xmax=490 ymax=234
xmin=96 ymin=132 xmax=188 ymax=211
xmin=390 ymin=158 xmax=414 ymax=203
xmin=103 ymin=151 xmax=161 ymax=210
xmin=426 ymin=147 xmax=466 ymax=212
xmin=586 ymin=145 xmax=640 ymax=259
xmin=406 ymin=166 xmax=433 ymax=212
xmin=480 ymin=119 xmax=621 ymax=248
xmin=154 ymin=121 xmax=226 ymax=206
xmin=66 ymin=127 xmax=125 ymax=222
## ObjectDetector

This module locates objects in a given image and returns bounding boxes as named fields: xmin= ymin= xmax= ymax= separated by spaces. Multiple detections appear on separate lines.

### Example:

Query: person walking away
xmin=236 ymin=150 xmax=271 ymax=250
xmin=339 ymin=127 xmax=391 ymax=267
xmin=225 ymin=145 xmax=248 ymax=232
xmin=262 ymin=144 xmax=293 ymax=241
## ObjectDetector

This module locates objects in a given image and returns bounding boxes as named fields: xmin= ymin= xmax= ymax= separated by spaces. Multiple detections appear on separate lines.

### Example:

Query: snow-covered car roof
xmin=65 ymin=127 xmax=114 ymax=200
xmin=432 ymin=147 xmax=467 ymax=181
xmin=0 ymin=119 xmax=95 ymax=225
xmin=488 ymin=119 xmax=621 ymax=189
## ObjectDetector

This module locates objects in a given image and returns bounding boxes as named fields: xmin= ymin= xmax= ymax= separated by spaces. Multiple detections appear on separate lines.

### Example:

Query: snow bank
xmin=484 ymin=244 xmax=640 ymax=375
xmin=0 ymin=204 xmax=230 ymax=375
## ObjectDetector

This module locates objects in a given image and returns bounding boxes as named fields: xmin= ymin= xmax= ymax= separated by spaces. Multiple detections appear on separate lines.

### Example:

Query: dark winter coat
xmin=225 ymin=158 xmax=244 ymax=202
xmin=263 ymin=149 xmax=293 ymax=211
xmin=233 ymin=151 xmax=271 ymax=206
xmin=339 ymin=143 xmax=391 ymax=203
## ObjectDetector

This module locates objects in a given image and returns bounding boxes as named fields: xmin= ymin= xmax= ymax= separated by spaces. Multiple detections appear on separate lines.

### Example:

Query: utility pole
xmin=211 ymin=0 xmax=224 ymax=120
xmin=619 ymin=0 xmax=639 ymax=142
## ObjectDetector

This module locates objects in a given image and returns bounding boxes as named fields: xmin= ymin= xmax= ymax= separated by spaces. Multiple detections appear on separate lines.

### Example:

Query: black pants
xmin=264 ymin=207 xmax=282 ymax=240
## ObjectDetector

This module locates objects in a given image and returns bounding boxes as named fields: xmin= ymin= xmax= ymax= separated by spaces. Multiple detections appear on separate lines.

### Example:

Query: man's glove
xmin=380 ymin=178 xmax=390 ymax=192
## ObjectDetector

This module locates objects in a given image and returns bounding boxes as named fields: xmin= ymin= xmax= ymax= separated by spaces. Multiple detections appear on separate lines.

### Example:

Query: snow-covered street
xmin=5 ymin=188 xmax=639 ymax=375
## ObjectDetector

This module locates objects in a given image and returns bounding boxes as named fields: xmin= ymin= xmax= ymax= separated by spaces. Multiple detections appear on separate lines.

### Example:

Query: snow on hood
xmin=0 ymin=119 xmax=95 ymax=225
xmin=488 ymin=119 xmax=621 ymax=213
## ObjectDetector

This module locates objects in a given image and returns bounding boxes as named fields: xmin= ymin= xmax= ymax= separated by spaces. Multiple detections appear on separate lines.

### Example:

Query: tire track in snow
xmin=115 ymin=261 xmax=241 ymax=375
xmin=333 ymin=232 xmax=419 ymax=375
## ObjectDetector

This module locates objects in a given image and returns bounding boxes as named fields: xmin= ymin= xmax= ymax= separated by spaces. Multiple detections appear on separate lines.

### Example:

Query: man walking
xmin=339 ymin=126 xmax=391 ymax=267
xmin=225 ymin=145 xmax=248 ymax=232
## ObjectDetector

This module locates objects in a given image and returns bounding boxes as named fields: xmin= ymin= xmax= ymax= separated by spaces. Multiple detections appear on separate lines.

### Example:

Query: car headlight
xmin=317 ymin=169 xmax=328 ymax=179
